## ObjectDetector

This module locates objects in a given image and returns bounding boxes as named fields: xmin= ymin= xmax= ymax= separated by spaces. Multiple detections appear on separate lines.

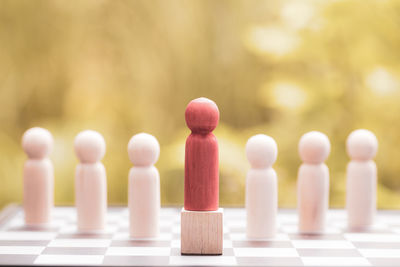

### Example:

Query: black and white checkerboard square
xmin=0 ymin=206 xmax=400 ymax=266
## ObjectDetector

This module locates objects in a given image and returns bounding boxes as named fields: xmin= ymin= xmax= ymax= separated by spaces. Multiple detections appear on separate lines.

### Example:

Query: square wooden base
xmin=181 ymin=208 xmax=223 ymax=255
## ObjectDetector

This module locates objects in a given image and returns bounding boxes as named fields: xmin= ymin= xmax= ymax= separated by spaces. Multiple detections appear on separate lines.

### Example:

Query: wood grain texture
xmin=181 ymin=208 xmax=223 ymax=255
xmin=297 ymin=131 xmax=330 ymax=234
xmin=184 ymin=98 xmax=219 ymax=211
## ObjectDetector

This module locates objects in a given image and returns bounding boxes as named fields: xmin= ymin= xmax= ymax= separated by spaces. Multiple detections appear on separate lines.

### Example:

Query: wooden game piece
xmin=184 ymin=97 xmax=219 ymax=211
xmin=22 ymin=127 xmax=54 ymax=226
xmin=346 ymin=129 xmax=378 ymax=230
xmin=297 ymin=131 xmax=330 ymax=234
xmin=181 ymin=97 xmax=223 ymax=255
xmin=74 ymin=130 xmax=107 ymax=232
xmin=127 ymin=133 xmax=160 ymax=238
xmin=245 ymin=134 xmax=278 ymax=239
xmin=181 ymin=208 xmax=223 ymax=255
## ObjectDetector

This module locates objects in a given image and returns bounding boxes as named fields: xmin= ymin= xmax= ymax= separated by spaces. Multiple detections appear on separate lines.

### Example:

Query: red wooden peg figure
xmin=184 ymin=97 xmax=220 ymax=211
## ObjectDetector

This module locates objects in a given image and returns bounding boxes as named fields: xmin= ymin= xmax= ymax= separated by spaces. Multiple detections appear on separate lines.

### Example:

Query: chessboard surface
xmin=0 ymin=206 xmax=400 ymax=266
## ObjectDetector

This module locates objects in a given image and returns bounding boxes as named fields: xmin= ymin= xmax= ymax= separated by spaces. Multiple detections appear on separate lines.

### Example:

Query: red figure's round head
xmin=185 ymin=97 xmax=219 ymax=133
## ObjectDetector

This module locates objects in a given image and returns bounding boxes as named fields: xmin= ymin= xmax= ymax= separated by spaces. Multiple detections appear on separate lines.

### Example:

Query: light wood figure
xmin=74 ymin=130 xmax=107 ymax=232
xmin=297 ymin=131 xmax=330 ymax=234
xmin=346 ymin=129 xmax=378 ymax=230
xmin=181 ymin=97 xmax=223 ymax=255
xmin=128 ymin=133 xmax=160 ymax=238
xmin=245 ymin=134 xmax=278 ymax=239
xmin=22 ymin=127 xmax=54 ymax=226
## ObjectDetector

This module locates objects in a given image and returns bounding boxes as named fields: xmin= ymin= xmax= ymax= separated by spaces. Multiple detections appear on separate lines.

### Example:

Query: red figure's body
xmin=184 ymin=98 xmax=219 ymax=211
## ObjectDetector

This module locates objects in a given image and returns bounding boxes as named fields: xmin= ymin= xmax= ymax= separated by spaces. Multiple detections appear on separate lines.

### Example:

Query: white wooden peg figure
xmin=74 ymin=130 xmax=107 ymax=232
xmin=128 ymin=133 xmax=160 ymax=238
xmin=297 ymin=131 xmax=330 ymax=234
xmin=346 ymin=129 xmax=378 ymax=230
xmin=245 ymin=134 xmax=278 ymax=239
xmin=22 ymin=127 xmax=54 ymax=226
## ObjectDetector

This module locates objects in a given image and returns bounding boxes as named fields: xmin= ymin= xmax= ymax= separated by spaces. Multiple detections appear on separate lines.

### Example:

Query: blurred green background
xmin=1 ymin=0 xmax=400 ymax=210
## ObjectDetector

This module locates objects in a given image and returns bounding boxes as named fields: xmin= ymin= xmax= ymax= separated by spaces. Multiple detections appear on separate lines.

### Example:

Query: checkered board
xmin=0 ymin=206 xmax=400 ymax=266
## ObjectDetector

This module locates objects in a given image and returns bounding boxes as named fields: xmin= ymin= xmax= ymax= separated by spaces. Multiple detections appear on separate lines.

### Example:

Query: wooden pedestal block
xmin=181 ymin=208 xmax=223 ymax=255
